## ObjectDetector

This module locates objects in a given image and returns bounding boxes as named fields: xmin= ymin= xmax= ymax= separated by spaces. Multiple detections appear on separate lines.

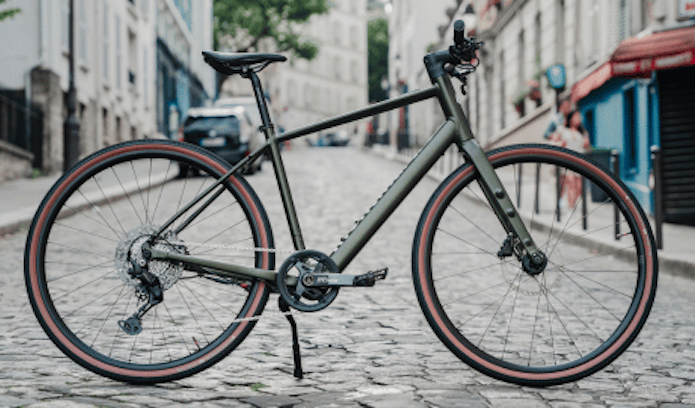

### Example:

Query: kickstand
xmin=278 ymin=297 xmax=303 ymax=379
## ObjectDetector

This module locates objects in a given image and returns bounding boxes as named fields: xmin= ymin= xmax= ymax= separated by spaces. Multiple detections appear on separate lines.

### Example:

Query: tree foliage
xmin=368 ymin=17 xmax=388 ymax=102
xmin=213 ymin=0 xmax=329 ymax=61
xmin=0 ymin=0 xmax=21 ymax=22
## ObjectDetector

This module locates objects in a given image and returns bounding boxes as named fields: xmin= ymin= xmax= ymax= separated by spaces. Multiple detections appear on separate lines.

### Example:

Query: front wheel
xmin=25 ymin=140 xmax=275 ymax=384
xmin=413 ymin=144 xmax=657 ymax=386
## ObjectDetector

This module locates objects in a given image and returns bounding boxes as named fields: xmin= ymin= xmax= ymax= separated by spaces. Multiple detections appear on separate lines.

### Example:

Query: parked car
xmin=178 ymin=106 xmax=262 ymax=176
xmin=315 ymin=130 xmax=350 ymax=147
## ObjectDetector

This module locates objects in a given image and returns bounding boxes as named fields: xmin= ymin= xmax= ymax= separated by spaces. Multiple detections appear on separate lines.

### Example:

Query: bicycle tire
xmin=25 ymin=139 xmax=275 ymax=384
xmin=413 ymin=144 xmax=657 ymax=386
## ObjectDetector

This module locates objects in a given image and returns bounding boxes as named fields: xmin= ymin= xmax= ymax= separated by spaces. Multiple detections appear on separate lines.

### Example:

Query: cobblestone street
xmin=2 ymin=147 xmax=695 ymax=407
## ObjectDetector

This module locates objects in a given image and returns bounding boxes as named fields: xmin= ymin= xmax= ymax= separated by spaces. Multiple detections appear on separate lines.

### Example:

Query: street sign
xmin=546 ymin=64 xmax=566 ymax=90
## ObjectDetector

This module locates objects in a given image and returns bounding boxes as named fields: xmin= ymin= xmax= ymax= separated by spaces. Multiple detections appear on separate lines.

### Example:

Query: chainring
xmin=276 ymin=250 xmax=340 ymax=312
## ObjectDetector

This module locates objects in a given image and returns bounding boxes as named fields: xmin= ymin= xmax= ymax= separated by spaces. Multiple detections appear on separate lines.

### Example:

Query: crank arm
xmin=304 ymin=268 xmax=388 ymax=288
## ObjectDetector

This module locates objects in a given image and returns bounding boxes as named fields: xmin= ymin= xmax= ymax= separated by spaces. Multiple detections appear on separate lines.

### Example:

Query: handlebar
xmin=450 ymin=19 xmax=483 ymax=64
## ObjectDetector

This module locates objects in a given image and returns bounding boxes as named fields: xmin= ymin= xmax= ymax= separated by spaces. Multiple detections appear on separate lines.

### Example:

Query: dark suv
xmin=178 ymin=106 xmax=262 ymax=176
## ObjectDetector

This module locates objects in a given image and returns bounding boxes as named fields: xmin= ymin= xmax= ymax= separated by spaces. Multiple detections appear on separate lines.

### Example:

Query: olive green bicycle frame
xmin=150 ymin=73 xmax=542 ymax=283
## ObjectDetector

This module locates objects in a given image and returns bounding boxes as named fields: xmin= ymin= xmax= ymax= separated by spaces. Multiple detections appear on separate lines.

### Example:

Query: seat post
xmin=246 ymin=69 xmax=274 ymax=131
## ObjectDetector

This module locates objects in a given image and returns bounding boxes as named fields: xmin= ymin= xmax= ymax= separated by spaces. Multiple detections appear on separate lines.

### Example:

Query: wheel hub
xmin=115 ymin=225 xmax=186 ymax=294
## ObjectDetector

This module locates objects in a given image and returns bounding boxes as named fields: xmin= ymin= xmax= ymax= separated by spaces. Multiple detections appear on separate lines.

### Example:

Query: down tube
xmin=332 ymin=119 xmax=457 ymax=271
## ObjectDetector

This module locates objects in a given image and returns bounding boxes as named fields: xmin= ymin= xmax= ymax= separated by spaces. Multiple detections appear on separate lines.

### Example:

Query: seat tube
xmin=249 ymin=71 xmax=305 ymax=251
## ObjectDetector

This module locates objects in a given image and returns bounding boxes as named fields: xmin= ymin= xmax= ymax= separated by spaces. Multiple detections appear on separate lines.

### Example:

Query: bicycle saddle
xmin=202 ymin=51 xmax=287 ymax=75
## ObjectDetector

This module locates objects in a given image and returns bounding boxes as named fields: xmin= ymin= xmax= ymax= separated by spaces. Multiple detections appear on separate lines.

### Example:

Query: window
xmin=102 ymin=1 xmax=109 ymax=80
xmin=115 ymin=14 xmax=122 ymax=89
xmin=143 ymin=47 xmax=148 ymax=103
xmin=350 ymin=60 xmax=359 ymax=83
xmin=588 ymin=0 xmax=599 ymax=64
xmin=334 ymin=56 xmax=342 ymax=80
xmin=78 ymin=0 xmax=87 ymax=63
xmin=624 ymin=88 xmax=637 ymax=172
xmin=555 ymin=0 xmax=565 ymax=65
xmin=128 ymin=30 xmax=138 ymax=91
xmin=518 ymin=30 xmax=525 ymax=93
xmin=61 ymin=0 xmax=69 ymax=50
xmin=350 ymin=25 xmax=359 ymax=50
xmin=500 ymin=52 xmax=505 ymax=130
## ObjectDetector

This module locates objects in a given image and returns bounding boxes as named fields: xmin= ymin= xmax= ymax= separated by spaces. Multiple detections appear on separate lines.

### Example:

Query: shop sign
xmin=679 ymin=0 xmax=695 ymax=18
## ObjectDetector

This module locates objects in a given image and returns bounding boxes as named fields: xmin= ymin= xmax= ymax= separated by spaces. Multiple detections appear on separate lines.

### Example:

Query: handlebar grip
xmin=453 ymin=20 xmax=465 ymax=48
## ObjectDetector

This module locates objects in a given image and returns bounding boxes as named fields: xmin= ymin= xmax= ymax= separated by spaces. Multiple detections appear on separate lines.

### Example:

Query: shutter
xmin=658 ymin=67 xmax=695 ymax=226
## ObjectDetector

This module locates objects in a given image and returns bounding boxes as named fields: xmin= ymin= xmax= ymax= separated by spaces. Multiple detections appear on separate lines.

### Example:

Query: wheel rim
xmin=28 ymin=143 xmax=272 ymax=376
xmin=417 ymin=146 xmax=655 ymax=381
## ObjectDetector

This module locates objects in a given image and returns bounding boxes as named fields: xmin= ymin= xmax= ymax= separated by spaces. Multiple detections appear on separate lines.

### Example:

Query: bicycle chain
xmin=167 ymin=241 xmax=295 ymax=254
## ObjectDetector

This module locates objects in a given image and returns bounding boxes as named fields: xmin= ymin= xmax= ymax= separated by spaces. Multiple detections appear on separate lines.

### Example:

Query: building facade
xmin=0 ymin=0 xmax=157 ymax=175
xmin=571 ymin=0 xmax=695 ymax=224
xmin=0 ymin=0 xmax=213 ymax=180
xmin=386 ymin=0 xmax=694 ymax=222
xmin=219 ymin=0 xmax=369 ymax=143
xmin=156 ymin=0 xmax=214 ymax=138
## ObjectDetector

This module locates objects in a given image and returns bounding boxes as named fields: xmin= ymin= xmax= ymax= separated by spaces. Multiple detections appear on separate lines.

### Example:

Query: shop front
xmin=571 ymin=26 xmax=695 ymax=224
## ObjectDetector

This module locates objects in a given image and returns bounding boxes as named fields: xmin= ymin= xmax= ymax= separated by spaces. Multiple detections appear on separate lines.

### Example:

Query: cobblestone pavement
xmin=2 ymin=146 xmax=695 ymax=407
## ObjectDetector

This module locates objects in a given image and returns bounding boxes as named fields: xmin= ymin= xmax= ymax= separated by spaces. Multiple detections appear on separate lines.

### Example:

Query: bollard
xmin=581 ymin=176 xmax=587 ymax=230
xmin=534 ymin=163 xmax=540 ymax=214
xmin=611 ymin=150 xmax=620 ymax=240
xmin=651 ymin=145 xmax=663 ymax=249
xmin=555 ymin=166 xmax=561 ymax=222
xmin=516 ymin=163 xmax=523 ymax=208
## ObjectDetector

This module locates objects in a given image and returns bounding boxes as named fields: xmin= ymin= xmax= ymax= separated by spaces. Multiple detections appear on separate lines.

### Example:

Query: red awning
xmin=572 ymin=26 xmax=695 ymax=102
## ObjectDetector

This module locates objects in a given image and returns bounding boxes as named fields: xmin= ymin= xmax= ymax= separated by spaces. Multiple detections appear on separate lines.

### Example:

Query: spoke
xmin=53 ymin=222 xmax=120 ymax=243
xmin=75 ymin=190 xmax=125 ymax=237
xmin=63 ymin=203 xmax=122 ymax=240
xmin=92 ymin=176 xmax=127 ymax=235
xmin=161 ymin=301 xmax=193 ymax=356
xmin=442 ymin=280 xmax=510 ymax=307
xmin=549 ymin=260 xmax=634 ymax=298
xmin=560 ymin=244 xmax=637 ymax=269
xmin=130 ymin=161 xmax=150 ymax=224
xmin=543 ymin=272 xmax=557 ymax=365
xmin=47 ymin=241 xmax=112 ymax=260
xmin=46 ymin=260 xmax=113 ymax=283
xmin=111 ymin=167 xmax=144 ymax=225
xmin=70 ymin=283 xmax=126 ymax=325
xmin=541 ymin=279 xmax=605 ymax=345
xmin=109 ymin=293 xmax=133 ymax=358
xmin=52 ymin=269 xmax=116 ymax=301
xmin=187 ymin=202 xmax=239 ymax=230
xmin=476 ymin=269 xmax=521 ymax=348
xmin=527 ymin=284 xmax=543 ymax=366
xmin=180 ymin=280 xmax=240 ymax=316
xmin=150 ymin=161 xmax=174 ymax=223
xmin=174 ymin=284 xmax=211 ymax=345
xmin=501 ymin=272 xmax=524 ymax=359
xmin=540 ymin=284 xmax=584 ymax=360
xmin=154 ymin=307 xmax=174 ymax=363
xmin=448 ymin=205 xmax=500 ymax=245
xmin=436 ymin=228 xmax=499 ymax=258
xmin=556 ymin=269 xmax=623 ymax=321
xmin=178 ymin=281 xmax=227 ymax=332
xmin=547 ymin=186 xmax=583 ymax=259
xmin=90 ymin=285 xmax=129 ymax=348
xmin=455 ymin=283 xmax=516 ymax=329
xmin=435 ymin=261 xmax=518 ymax=283
xmin=543 ymin=166 xmax=568 ymax=250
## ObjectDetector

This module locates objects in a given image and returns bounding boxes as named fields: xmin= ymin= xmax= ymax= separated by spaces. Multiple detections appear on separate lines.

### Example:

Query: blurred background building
xmin=219 ymin=0 xmax=369 ymax=144
xmin=0 ymin=0 xmax=212 ymax=180
xmin=384 ymin=0 xmax=695 ymax=223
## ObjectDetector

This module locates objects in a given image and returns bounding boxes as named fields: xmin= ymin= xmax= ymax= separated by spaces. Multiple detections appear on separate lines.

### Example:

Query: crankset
xmin=276 ymin=250 xmax=388 ymax=312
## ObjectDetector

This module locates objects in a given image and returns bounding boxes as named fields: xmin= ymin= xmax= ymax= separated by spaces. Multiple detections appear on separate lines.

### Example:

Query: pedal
xmin=353 ymin=268 xmax=388 ymax=287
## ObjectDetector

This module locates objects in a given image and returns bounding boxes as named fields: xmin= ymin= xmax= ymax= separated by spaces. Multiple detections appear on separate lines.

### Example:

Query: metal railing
xmin=0 ymin=92 xmax=43 ymax=168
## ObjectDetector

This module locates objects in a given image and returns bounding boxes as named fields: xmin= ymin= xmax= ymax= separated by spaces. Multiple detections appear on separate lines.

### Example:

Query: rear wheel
xmin=413 ymin=144 xmax=657 ymax=386
xmin=25 ymin=140 xmax=274 ymax=384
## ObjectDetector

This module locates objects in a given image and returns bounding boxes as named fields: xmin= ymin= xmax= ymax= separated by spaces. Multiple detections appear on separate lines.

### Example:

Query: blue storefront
xmin=572 ymin=26 xmax=695 ymax=224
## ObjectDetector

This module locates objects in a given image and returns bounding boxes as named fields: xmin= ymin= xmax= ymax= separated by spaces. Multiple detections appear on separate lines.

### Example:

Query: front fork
xmin=435 ymin=75 xmax=545 ymax=268
xmin=460 ymin=138 xmax=545 ymax=267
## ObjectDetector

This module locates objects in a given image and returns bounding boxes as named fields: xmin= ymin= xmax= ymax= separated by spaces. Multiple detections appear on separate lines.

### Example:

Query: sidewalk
xmin=0 ymin=160 xmax=171 ymax=236
xmin=369 ymin=144 xmax=695 ymax=279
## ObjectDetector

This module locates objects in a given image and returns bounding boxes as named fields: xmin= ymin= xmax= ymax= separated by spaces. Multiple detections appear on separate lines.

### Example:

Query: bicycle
xmin=24 ymin=21 xmax=657 ymax=387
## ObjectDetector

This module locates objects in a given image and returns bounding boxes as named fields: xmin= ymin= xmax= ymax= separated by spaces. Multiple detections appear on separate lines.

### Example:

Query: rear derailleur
xmin=118 ymin=259 xmax=164 ymax=336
